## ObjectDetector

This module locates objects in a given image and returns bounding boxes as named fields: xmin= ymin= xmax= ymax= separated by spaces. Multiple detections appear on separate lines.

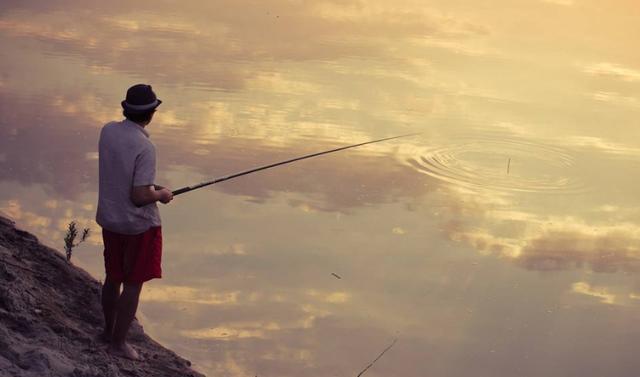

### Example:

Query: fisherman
xmin=96 ymin=84 xmax=173 ymax=360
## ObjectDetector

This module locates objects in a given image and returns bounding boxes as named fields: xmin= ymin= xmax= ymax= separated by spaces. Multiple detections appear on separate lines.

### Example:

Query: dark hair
xmin=123 ymin=109 xmax=155 ymax=124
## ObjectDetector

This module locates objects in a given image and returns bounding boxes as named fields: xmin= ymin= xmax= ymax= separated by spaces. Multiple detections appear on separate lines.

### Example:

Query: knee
xmin=103 ymin=279 xmax=121 ymax=293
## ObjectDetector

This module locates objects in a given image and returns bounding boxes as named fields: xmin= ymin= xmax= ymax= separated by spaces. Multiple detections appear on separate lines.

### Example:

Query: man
xmin=96 ymin=84 xmax=173 ymax=360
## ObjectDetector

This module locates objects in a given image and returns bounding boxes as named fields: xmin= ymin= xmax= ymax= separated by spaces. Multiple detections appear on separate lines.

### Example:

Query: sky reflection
xmin=2 ymin=0 xmax=640 ymax=376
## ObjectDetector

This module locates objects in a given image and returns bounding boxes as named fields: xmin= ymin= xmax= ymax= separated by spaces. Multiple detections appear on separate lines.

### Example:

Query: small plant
xmin=64 ymin=221 xmax=90 ymax=262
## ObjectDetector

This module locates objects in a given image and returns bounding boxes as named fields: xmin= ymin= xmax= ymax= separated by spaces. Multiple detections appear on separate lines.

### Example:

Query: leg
xmin=101 ymin=279 xmax=121 ymax=342
xmin=109 ymin=282 xmax=143 ymax=360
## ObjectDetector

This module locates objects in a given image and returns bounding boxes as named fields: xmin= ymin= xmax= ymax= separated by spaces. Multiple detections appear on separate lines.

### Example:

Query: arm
xmin=131 ymin=185 xmax=173 ymax=207
xmin=131 ymin=145 xmax=173 ymax=206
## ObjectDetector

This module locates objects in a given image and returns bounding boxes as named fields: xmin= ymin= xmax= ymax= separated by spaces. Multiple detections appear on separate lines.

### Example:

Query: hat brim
xmin=121 ymin=99 xmax=162 ymax=113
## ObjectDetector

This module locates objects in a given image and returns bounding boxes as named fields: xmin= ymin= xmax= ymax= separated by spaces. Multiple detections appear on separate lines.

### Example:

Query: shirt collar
xmin=123 ymin=119 xmax=150 ymax=138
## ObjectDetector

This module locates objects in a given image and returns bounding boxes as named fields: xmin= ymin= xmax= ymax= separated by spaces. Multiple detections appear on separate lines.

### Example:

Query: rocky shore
xmin=0 ymin=215 xmax=205 ymax=377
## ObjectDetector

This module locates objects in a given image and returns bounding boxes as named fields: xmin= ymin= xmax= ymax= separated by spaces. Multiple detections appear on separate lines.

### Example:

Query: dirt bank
xmin=0 ymin=215 xmax=205 ymax=377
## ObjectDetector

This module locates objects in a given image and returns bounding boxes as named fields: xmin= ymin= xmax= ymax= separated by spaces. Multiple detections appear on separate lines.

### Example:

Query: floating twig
xmin=331 ymin=272 xmax=342 ymax=279
xmin=356 ymin=338 xmax=398 ymax=377
xmin=507 ymin=158 xmax=511 ymax=175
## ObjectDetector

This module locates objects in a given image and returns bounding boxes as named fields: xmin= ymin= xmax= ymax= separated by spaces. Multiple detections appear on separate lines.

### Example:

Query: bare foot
xmin=108 ymin=342 xmax=141 ymax=361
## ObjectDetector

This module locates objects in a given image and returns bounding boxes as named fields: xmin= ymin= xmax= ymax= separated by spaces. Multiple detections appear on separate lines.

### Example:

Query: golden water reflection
xmin=2 ymin=0 xmax=640 ymax=375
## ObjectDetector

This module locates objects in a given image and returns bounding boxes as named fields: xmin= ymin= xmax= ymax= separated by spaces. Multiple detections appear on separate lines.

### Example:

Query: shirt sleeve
xmin=133 ymin=144 xmax=156 ymax=187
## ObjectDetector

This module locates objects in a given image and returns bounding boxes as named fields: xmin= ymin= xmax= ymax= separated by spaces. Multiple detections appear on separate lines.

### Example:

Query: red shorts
xmin=102 ymin=226 xmax=162 ymax=284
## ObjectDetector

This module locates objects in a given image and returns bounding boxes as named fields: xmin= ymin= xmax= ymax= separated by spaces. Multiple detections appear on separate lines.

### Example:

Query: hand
xmin=158 ymin=188 xmax=174 ymax=204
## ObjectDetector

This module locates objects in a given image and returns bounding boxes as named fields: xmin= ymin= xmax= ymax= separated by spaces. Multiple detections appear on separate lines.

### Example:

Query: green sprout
xmin=64 ymin=221 xmax=90 ymax=262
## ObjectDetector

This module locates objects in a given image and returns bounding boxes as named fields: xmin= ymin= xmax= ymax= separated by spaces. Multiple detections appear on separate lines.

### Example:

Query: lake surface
xmin=2 ymin=1 xmax=640 ymax=376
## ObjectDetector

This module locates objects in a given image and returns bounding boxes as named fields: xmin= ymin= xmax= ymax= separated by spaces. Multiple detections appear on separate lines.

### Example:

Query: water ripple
xmin=408 ymin=135 xmax=585 ymax=194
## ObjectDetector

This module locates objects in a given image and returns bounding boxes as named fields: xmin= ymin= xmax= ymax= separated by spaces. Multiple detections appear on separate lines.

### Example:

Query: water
xmin=408 ymin=131 xmax=584 ymax=194
xmin=2 ymin=1 xmax=640 ymax=376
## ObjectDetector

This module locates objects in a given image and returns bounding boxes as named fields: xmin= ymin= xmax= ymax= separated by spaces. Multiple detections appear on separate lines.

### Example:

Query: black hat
xmin=121 ymin=84 xmax=162 ymax=113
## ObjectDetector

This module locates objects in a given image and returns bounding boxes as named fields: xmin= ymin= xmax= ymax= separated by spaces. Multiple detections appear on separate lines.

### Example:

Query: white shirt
xmin=96 ymin=119 xmax=161 ymax=234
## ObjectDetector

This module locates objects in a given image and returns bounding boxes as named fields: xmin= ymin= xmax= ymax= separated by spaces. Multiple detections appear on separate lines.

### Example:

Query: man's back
xmin=96 ymin=119 xmax=160 ymax=235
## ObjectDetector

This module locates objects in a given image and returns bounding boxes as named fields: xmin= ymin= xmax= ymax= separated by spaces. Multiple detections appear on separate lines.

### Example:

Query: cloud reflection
xmin=143 ymin=285 xmax=240 ymax=305
xmin=584 ymin=62 xmax=640 ymax=82
xmin=517 ymin=225 xmax=640 ymax=273
xmin=572 ymin=282 xmax=616 ymax=304
xmin=447 ymin=203 xmax=640 ymax=274
xmin=0 ymin=91 xmax=101 ymax=199
xmin=0 ymin=0 xmax=488 ymax=89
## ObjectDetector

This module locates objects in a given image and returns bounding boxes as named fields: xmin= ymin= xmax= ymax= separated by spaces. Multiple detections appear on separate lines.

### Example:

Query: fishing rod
xmin=172 ymin=132 xmax=421 ymax=196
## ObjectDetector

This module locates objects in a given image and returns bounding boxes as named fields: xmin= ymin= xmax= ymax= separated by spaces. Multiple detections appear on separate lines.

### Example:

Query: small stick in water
xmin=507 ymin=158 xmax=511 ymax=175
xmin=331 ymin=272 xmax=342 ymax=279
xmin=356 ymin=338 xmax=398 ymax=377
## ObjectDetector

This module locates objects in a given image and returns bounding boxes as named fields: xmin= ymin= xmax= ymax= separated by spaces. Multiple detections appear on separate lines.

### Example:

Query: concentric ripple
xmin=409 ymin=135 xmax=584 ymax=194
